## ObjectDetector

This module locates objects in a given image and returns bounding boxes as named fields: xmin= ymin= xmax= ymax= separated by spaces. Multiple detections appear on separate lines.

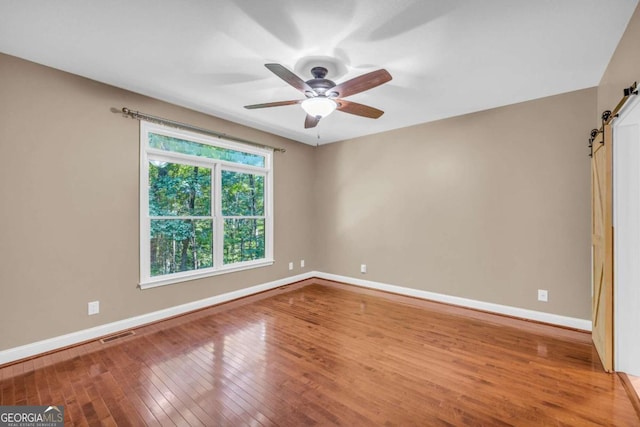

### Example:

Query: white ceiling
xmin=0 ymin=1 xmax=637 ymax=145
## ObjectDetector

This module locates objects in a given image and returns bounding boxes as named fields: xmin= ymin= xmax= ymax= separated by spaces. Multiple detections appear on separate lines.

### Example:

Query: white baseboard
xmin=314 ymin=272 xmax=593 ymax=331
xmin=0 ymin=272 xmax=315 ymax=365
xmin=0 ymin=270 xmax=591 ymax=366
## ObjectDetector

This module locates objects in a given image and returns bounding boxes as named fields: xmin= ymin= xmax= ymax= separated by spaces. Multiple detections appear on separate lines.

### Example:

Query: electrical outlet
xmin=88 ymin=301 xmax=100 ymax=315
xmin=288 ymin=262 xmax=293 ymax=271
xmin=537 ymin=289 xmax=548 ymax=302
xmin=300 ymin=259 xmax=305 ymax=268
xmin=361 ymin=264 xmax=367 ymax=274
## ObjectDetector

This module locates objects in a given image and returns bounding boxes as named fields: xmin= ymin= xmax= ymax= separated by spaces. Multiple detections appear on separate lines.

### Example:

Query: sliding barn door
xmin=591 ymin=123 xmax=614 ymax=372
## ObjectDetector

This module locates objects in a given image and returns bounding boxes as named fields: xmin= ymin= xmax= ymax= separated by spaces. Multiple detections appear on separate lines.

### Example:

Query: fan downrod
xmin=310 ymin=67 xmax=328 ymax=79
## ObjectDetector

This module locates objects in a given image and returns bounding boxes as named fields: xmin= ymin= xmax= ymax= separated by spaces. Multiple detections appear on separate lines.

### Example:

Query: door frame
xmin=613 ymin=93 xmax=640 ymax=376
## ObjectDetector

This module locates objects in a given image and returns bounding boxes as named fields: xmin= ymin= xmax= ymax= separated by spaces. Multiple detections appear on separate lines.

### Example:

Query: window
xmin=140 ymin=122 xmax=273 ymax=289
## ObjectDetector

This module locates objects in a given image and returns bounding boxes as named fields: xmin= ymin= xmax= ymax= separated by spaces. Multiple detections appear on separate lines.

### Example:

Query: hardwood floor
xmin=1 ymin=279 xmax=638 ymax=426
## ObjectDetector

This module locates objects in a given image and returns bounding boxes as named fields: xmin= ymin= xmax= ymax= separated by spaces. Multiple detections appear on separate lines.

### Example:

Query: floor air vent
xmin=100 ymin=330 xmax=135 ymax=343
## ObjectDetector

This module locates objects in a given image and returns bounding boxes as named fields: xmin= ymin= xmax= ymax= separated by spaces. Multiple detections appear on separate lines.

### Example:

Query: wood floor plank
xmin=0 ymin=281 xmax=638 ymax=426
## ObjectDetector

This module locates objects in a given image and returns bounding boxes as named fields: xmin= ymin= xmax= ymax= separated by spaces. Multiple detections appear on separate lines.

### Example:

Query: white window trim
xmin=139 ymin=121 xmax=274 ymax=290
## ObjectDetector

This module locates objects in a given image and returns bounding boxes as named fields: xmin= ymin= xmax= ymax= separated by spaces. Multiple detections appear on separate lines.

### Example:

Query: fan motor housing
xmin=306 ymin=66 xmax=336 ymax=96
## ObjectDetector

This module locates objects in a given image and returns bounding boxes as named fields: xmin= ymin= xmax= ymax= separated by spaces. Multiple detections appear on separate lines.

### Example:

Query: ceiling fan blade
xmin=244 ymin=100 xmax=302 ymax=109
xmin=328 ymin=69 xmax=392 ymax=98
xmin=304 ymin=114 xmax=320 ymax=129
xmin=336 ymin=99 xmax=384 ymax=118
xmin=265 ymin=63 xmax=316 ymax=95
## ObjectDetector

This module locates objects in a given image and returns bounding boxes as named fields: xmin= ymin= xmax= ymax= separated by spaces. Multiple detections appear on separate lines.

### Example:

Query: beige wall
xmin=315 ymin=88 xmax=596 ymax=320
xmin=0 ymin=53 xmax=316 ymax=350
xmin=598 ymin=3 xmax=640 ymax=118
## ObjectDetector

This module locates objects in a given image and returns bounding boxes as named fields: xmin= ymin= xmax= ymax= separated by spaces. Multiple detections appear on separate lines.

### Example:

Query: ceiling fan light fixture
xmin=301 ymin=97 xmax=337 ymax=119
xmin=244 ymin=64 xmax=392 ymax=129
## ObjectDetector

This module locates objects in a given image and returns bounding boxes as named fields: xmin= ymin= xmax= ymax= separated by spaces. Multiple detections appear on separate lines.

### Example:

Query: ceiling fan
xmin=244 ymin=63 xmax=392 ymax=129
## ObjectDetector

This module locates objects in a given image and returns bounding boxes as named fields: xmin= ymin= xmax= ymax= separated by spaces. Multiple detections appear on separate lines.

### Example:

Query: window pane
xmin=149 ymin=162 xmax=211 ymax=216
xmin=221 ymin=171 xmax=264 ymax=216
xmin=149 ymin=133 xmax=265 ymax=167
xmin=150 ymin=219 xmax=213 ymax=276
xmin=224 ymin=219 xmax=265 ymax=264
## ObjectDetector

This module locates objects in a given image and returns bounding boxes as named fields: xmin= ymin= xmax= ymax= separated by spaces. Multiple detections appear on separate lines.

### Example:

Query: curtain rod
xmin=119 ymin=107 xmax=286 ymax=153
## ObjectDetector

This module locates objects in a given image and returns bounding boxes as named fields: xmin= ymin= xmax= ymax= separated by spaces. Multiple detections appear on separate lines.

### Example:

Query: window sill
xmin=139 ymin=259 xmax=275 ymax=290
